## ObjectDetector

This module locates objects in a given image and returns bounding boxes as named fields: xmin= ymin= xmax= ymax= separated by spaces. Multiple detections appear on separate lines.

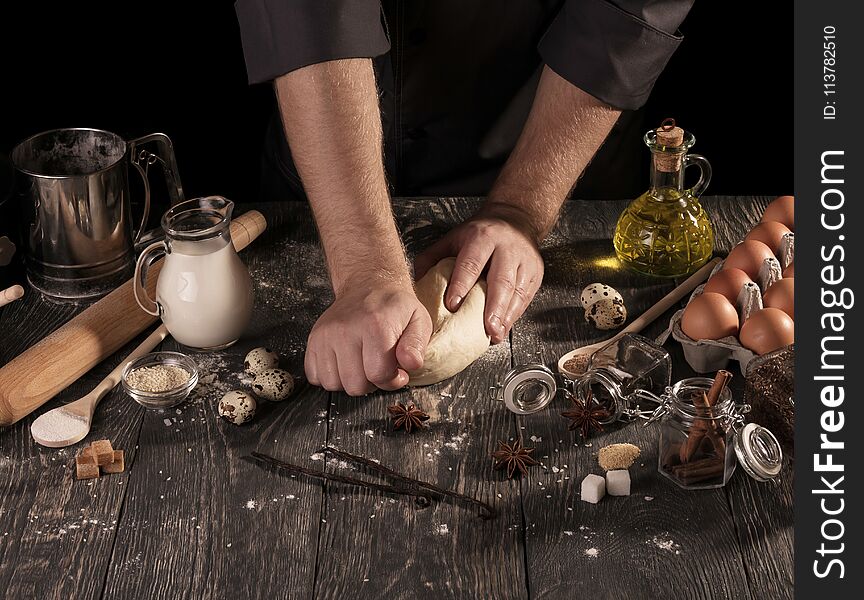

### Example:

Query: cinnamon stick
xmin=672 ymin=457 xmax=725 ymax=485
xmin=680 ymin=370 xmax=732 ymax=463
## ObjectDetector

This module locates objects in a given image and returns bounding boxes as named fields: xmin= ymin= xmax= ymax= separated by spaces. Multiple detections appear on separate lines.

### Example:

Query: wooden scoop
xmin=30 ymin=325 xmax=169 ymax=447
xmin=557 ymin=258 xmax=721 ymax=378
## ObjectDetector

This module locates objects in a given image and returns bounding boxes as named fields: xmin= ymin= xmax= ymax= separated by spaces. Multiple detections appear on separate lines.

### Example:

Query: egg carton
xmin=657 ymin=254 xmax=791 ymax=374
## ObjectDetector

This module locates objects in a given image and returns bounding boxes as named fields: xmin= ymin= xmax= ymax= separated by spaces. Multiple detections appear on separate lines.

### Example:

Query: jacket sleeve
xmin=235 ymin=0 xmax=391 ymax=84
xmin=538 ymin=0 xmax=694 ymax=110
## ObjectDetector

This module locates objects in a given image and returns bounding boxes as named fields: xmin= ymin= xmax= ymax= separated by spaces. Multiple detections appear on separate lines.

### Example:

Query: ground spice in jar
xmin=126 ymin=365 xmax=190 ymax=393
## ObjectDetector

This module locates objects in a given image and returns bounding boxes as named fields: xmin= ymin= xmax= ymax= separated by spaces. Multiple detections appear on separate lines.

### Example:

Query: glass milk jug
xmin=134 ymin=196 xmax=253 ymax=350
xmin=613 ymin=119 xmax=714 ymax=277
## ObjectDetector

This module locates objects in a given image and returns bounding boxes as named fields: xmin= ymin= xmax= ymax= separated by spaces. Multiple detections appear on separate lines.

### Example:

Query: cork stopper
xmin=654 ymin=118 xmax=685 ymax=172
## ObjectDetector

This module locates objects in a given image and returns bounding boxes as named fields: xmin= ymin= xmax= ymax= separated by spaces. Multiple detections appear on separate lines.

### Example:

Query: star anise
xmin=561 ymin=390 xmax=609 ymax=440
xmin=387 ymin=402 xmax=430 ymax=433
xmin=491 ymin=439 xmax=539 ymax=479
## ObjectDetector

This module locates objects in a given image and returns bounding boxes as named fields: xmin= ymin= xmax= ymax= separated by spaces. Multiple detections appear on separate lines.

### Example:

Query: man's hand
xmin=275 ymin=60 xmax=424 ymax=395
xmin=305 ymin=281 xmax=432 ymax=396
xmin=415 ymin=206 xmax=543 ymax=345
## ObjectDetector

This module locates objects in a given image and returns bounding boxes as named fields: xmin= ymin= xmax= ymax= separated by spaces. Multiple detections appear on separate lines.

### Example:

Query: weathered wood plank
xmin=100 ymin=206 xmax=331 ymax=599
xmin=0 ymin=196 xmax=793 ymax=600
xmin=701 ymin=195 xmax=794 ymax=600
xmin=509 ymin=196 xmax=787 ymax=600
xmin=312 ymin=199 xmax=528 ymax=600
xmin=0 ymin=327 xmax=150 ymax=600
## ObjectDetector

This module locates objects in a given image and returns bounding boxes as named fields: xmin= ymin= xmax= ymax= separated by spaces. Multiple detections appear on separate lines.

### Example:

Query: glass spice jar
xmin=493 ymin=334 xmax=671 ymax=418
xmin=573 ymin=334 xmax=672 ymax=423
xmin=649 ymin=377 xmax=783 ymax=490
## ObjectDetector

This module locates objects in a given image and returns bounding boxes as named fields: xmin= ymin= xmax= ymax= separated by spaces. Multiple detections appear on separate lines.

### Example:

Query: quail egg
xmin=584 ymin=297 xmax=627 ymax=330
xmin=244 ymin=347 xmax=280 ymax=375
xmin=218 ymin=390 xmax=257 ymax=425
xmin=252 ymin=368 xmax=295 ymax=402
xmin=580 ymin=283 xmax=624 ymax=310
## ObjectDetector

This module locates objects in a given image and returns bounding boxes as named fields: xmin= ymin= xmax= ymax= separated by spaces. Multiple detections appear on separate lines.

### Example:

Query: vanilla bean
xmin=250 ymin=452 xmax=432 ymax=508
xmin=251 ymin=449 xmax=497 ymax=520
xmin=320 ymin=447 xmax=497 ymax=520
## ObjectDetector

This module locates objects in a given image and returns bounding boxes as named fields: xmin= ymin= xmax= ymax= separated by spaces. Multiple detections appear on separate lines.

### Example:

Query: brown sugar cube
xmin=78 ymin=446 xmax=94 ymax=460
xmin=90 ymin=440 xmax=114 ymax=466
xmin=76 ymin=455 xmax=100 ymax=480
xmin=76 ymin=453 xmax=95 ymax=467
xmin=101 ymin=450 xmax=125 ymax=475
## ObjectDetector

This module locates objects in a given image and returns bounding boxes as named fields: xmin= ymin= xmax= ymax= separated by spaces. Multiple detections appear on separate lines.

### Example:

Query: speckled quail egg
xmin=251 ymin=368 xmax=295 ymax=402
xmin=580 ymin=283 xmax=624 ymax=310
xmin=218 ymin=390 xmax=257 ymax=425
xmin=244 ymin=347 xmax=280 ymax=375
xmin=584 ymin=297 xmax=627 ymax=330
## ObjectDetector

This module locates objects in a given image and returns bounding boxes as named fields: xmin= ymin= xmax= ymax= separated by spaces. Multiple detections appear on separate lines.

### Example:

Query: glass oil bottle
xmin=613 ymin=119 xmax=714 ymax=277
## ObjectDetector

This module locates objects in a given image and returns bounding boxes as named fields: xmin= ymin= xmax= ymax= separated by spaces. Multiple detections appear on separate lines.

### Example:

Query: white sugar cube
xmin=606 ymin=469 xmax=631 ymax=496
xmin=580 ymin=474 xmax=606 ymax=504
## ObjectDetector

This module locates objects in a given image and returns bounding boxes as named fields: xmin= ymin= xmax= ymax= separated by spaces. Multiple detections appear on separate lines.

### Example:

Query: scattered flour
xmin=190 ymin=354 xmax=234 ymax=401
xmin=584 ymin=548 xmax=600 ymax=558
xmin=650 ymin=535 xmax=681 ymax=554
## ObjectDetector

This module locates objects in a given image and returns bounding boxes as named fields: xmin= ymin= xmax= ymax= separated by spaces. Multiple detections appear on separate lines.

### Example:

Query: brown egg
xmin=783 ymin=262 xmax=794 ymax=278
xmin=681 ymin=292 xmax=740 ymax=341
xmin=762 ymin=195 xmax=794 ymax=230
xmin=764 ymin=278 xmax=794 ymax=319
xmin=703 ymin=268 xmax=753 ymax=304
xmin=723 ymin=240 xmax=775 ymax=279
xmin=745 ymin=221 xmax=791 ymax=255
xmin=740 ymin=308 xmax=794 ymax=355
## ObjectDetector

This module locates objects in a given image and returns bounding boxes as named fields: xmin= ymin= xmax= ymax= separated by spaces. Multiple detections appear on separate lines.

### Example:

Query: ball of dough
xmin=407 ymin=258 xmax=491 ymax=386
xmin=244 ymin=347 xmax=280 ymax=375
xmin=252 ymin=368 xmax=295 ymax=401
xmin=218 ymin=390 xmax=256 ymax=425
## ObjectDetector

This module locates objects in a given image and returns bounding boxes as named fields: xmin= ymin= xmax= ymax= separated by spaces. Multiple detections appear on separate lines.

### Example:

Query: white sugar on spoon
xmin=30 ymin=325 xmax=169 ymax=448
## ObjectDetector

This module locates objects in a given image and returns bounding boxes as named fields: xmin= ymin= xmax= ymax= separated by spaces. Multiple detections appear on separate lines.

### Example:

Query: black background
xmin=0 ymin=1 xmax=791 ymax=206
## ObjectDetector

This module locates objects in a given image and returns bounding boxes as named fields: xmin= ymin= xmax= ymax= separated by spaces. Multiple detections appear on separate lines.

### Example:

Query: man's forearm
xmin=274 ymin=59 xmax=410 ymax=296
xmin=485 ymin=66 xmax=621 ymax=241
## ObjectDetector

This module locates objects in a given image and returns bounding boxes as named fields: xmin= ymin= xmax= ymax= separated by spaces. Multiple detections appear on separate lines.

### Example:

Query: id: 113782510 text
xmin=823 ymin=25 xmax=837 ymax=119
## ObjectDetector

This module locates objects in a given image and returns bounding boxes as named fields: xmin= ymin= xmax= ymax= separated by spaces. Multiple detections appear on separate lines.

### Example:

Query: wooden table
xmin=0 ymin=197 xmax=793 ymax=600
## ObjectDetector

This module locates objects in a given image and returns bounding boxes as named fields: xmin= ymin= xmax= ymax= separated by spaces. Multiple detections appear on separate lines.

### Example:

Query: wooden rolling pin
xmin=0 ymin=210 xmax=267 ymax=426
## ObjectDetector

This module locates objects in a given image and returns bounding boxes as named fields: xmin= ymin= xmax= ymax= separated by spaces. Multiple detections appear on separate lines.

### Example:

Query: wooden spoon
xmin=30 ymin=325 xmax=169 ymax=448
xmin=557 ymin=258 xmax=721 ymax=378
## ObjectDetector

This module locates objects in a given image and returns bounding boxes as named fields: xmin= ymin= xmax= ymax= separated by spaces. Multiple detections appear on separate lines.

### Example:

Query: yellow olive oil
xmin=613 ymin=123 xmax=715 ymax=278
xmin=613 ymin=187 xmax=714 ymax=277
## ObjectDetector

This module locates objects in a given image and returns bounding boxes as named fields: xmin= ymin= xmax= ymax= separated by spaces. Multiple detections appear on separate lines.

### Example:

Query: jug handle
xmin=683 ymin=153 xmax=712 ymax=198
xmin=129 ymin=133 xmax=186 ymax=243
xmin=133 ymin=241 xmax=166 ymax=317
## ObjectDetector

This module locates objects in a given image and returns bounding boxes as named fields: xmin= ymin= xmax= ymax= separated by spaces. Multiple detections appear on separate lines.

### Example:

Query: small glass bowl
xmin=121 ymin=351 xmax=199 ymax=410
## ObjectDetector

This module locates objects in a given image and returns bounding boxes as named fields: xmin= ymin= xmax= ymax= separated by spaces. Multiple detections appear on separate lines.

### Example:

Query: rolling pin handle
xmin=133 ymin=241 xmax=165 ymax=316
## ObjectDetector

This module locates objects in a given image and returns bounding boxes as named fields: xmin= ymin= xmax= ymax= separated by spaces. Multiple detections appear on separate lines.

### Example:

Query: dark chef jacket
xmin=236 ymin=0 xmax=694 ymax=198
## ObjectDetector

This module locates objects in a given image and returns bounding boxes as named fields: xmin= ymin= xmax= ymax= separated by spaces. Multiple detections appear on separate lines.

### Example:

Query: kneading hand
xmin=414 ymin=208 xmax=544 ymax=344
xmin=305 ymin=282 xmax=433 ymax=396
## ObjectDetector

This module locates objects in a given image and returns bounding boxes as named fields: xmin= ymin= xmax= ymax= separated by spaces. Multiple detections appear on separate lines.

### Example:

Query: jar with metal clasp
xmin=493 ymin=334 xmax=672 ymax=422
xmin=645 ymin=378 xmax=783 ymax=490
